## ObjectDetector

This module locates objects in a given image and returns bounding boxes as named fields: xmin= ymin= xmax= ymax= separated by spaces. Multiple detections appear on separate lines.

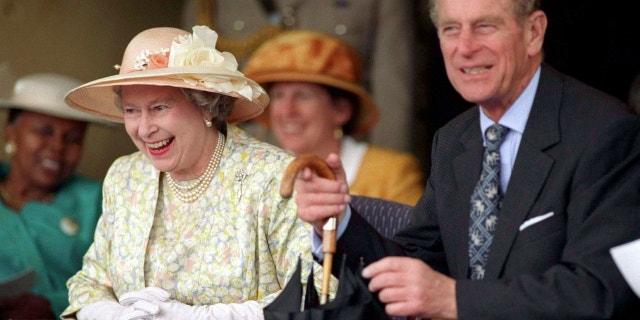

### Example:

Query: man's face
xmin=434 ymin=0 xmax=544 ymax=111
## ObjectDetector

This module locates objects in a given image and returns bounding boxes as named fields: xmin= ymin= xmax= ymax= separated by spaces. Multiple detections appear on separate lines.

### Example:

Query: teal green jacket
xmin=0 ymin=162 xmax=102 ymax=317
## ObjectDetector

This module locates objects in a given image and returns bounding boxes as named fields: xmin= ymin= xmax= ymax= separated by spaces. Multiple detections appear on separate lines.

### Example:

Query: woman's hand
xmin=120 ymin=287 xmax=264 ymax=320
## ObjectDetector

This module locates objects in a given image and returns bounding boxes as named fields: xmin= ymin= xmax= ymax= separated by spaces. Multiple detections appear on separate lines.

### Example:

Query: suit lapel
xmin=453 ymin=114 xmax=484 ymax=278
xmin=485 ymin=65 xmax=562 ymax=279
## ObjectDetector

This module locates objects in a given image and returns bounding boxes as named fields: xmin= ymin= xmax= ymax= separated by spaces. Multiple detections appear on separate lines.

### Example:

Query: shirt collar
xmin=479 ymin=67 xmax=541 ymax=137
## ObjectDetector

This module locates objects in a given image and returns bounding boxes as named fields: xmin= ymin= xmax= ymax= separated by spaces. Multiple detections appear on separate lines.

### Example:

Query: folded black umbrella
xmin=264 ymin=256 xmax=389 ymax=320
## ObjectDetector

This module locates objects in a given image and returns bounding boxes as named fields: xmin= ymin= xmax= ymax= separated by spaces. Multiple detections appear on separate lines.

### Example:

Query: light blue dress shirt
xmin=479 ymin=67 xmax=539 ymax=194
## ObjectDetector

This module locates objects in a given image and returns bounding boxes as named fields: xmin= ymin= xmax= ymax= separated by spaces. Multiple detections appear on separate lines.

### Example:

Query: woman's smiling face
xmin=5 ymin=111 xmax=87 ymax=190
xmin=268 ymin=82 xmax=351 ymax=156
xmin=121 ymin=85 xmax=215 ymax=179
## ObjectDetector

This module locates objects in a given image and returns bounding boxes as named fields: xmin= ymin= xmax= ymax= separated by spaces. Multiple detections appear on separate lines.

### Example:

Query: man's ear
xmin=526 ymin=10 xmax=548 ymax=56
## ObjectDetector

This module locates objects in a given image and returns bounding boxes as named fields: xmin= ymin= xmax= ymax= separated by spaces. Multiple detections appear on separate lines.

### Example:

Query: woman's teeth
xmin=148 ymin=138 xmax=172 ymax=150
xmin=42 ymin=158 xmax=61 ymax=170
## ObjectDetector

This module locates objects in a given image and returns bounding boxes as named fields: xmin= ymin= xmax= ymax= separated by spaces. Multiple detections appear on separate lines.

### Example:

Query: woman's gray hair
xmin=428 ymin=0 xmax=541 ymax=26
xmin=181 ymin=88 xmax=235 ymax=122
xmin=113 ymin=86 xmax=236 ymax=122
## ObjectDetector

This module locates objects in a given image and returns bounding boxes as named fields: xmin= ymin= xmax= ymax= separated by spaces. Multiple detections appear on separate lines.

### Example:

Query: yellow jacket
xmin=350 ymin=146 xmax=424 ymax=206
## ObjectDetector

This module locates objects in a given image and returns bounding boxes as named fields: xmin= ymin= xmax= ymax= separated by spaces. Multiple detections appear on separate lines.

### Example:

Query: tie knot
xmin=485 ymin=124 xmax=508 ymax=149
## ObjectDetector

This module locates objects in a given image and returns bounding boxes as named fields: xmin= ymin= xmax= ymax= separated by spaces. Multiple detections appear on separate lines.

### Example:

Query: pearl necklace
xmin=165 ymin=132 xmax=225 ymax=203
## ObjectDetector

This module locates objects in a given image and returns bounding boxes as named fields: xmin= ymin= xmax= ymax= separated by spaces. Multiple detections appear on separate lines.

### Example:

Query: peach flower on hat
xmin=147 ymin=52 xmax=169 ymax=70
xmin=65 ymin=26 xmax=269 ymax=123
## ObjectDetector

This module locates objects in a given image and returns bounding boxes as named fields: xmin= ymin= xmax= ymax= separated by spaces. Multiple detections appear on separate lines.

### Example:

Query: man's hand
xmin=363 ymin=256 xmax=458 ymax=319
xmin=293 ymin=153 xmax=351 ymax=235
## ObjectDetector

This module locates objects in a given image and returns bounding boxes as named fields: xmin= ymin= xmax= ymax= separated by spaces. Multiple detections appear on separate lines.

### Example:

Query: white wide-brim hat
xmin=0 ymin=73 xmax=111 ymax=124
xmin=64 ymin=26 xmax=269 ymax=123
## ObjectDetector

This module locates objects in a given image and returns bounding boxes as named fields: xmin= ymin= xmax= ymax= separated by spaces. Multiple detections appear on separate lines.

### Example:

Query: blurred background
xmin=0 ymin=0 xmax=182 ymax=180
xmin=1 ymin=0 xmax=637 ymax=181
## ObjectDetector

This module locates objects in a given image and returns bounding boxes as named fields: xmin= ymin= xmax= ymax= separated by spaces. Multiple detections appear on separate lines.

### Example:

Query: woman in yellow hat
xmin=0 ymin=73 xmax=105 ymax=319
xmin=62 ymin=26 xmax=331 ymax=320
xmin=243 ymin=30 xmax=424 ymax=206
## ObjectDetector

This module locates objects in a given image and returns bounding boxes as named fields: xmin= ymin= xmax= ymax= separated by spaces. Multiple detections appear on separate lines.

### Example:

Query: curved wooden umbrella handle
xmin=280 ymin=154 xmax=336 ymax=198
xmin=279 ymin=154 xmax=337 ymax=305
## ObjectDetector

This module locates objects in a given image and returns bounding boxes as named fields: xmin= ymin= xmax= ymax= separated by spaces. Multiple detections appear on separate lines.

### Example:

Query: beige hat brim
xmin=65 ymin=66 xmax=269 ymax=123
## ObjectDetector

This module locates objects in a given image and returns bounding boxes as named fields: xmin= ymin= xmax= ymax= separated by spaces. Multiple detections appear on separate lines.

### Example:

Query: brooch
xmin=235 ymin=169 xmax=247 ymax=201
xmin=60 ymin=217 xmax=79 ymax=236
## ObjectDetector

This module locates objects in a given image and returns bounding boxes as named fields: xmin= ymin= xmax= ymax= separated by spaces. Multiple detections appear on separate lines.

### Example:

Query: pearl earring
xmin=4 ymin=143 xmax=14 ymax=155
xmin=204 ymin=119 xmax=213 ymax=127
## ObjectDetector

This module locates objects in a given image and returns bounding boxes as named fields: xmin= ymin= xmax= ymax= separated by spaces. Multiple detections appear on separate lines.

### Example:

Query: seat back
xmin=350 ymin=195 xmax=413 ymax=238
xmin=350 ymin=196 xmax=415 ymax=320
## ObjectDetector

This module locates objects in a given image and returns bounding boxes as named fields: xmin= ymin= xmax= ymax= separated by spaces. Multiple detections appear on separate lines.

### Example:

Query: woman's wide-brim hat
xmin=242 ymin=30 xmax=380 ymax=135
xmin=65 ymin=26 xmax=269 ymax=123
xmin=0 ymin=73 xmax=110 ymax=124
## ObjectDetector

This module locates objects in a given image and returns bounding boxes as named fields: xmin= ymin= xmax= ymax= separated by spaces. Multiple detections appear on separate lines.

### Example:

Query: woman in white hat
xmin=243 ymin=30 xmax=424 ymax=206
xmin=62 ymin=26 xmax=331 ymax=320
xmin=0 ymin=73 xmax=105 ymax=319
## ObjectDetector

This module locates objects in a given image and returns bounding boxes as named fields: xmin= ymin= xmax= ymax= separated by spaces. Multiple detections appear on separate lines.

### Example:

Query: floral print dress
xmin=62 ymin=126 xmax=329 ymax=318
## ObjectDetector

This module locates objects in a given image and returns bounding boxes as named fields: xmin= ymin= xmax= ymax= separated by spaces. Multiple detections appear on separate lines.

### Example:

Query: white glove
xmin=120 ymin=287 xmax=264 ymax=320
xmin=76 ymin=300 xmax=159 ymax=320
xmin=154 ymin=299 xmax=264 ymax=320
xmin=119 ymin=286 xmax=171 ymax=306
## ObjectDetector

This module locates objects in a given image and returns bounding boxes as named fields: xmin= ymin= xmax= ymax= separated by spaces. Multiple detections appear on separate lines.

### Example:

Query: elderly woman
xmin=243 ymin=30 xmax=424 ymax=206
xmin=61 ymin=26 xmax=329 ymax=320
xmin=0 ymin=73 xmax=105 ymax=319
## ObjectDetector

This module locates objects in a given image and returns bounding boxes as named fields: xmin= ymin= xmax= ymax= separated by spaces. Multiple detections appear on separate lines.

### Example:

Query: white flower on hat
xmin=168 ymin=26 xmax=257 ymax=101
xmin=170 ymin=26 xmax=239 ymax=73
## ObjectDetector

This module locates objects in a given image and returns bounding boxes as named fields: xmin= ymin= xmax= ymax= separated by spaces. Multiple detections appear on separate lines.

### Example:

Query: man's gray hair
xmin=428 ymin=0 xmax=541 ymax=26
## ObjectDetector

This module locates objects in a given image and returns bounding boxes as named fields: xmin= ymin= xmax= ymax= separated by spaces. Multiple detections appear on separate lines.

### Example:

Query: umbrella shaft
xmin=321 ymin=218 xmax=337 ymax=305
xmin=320 ymin=252 xmax=333 ymax=304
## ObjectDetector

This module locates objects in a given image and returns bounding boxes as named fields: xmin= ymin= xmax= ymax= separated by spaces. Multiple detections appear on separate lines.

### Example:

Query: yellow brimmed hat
xmin=0 ymin=73 xmax=110 ymax=124
xmin=65 ymin=26 xmax=269 ymax=123
xmin=242 ymin=30 xmax=380 ymax=135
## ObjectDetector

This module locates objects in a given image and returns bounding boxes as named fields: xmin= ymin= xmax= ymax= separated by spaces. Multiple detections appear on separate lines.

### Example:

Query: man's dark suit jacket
xmin=336 ymin=65 xmax=640 ymax=319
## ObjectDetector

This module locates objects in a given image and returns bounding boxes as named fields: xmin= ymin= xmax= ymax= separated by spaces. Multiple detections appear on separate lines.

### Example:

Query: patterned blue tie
xmin=469 ymin=124 xmax=509 ymax=280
